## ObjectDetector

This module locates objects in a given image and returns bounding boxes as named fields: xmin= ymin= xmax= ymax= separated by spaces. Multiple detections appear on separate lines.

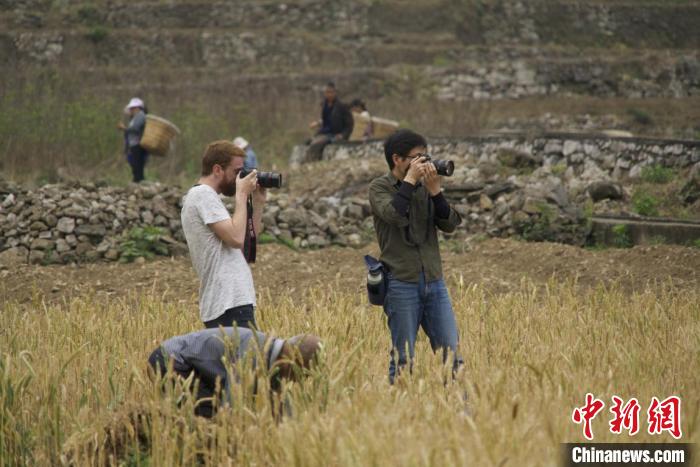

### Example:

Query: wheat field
xmin=1 ymin=276 xmax=698 ymax=466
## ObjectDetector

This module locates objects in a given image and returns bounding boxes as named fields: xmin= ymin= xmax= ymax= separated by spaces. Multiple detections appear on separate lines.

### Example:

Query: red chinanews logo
xmin=572 ymin=394 xmax=682 ymax=440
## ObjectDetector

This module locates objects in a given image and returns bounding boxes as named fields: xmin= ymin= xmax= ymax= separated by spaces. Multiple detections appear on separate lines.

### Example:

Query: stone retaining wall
xmin=1 ymin=133 xmax=698 ymax=265
xmin=2 ymin=1 xmax=699 ymax=100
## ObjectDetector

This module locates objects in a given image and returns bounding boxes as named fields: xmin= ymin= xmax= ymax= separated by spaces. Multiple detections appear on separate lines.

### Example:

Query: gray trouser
xmin=306 ymin=134 xmax=333 ymax=161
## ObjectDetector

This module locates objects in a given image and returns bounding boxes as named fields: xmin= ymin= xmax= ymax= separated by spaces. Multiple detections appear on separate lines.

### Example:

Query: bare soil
xmin=2 ymin=239 xmax=698 ymax=307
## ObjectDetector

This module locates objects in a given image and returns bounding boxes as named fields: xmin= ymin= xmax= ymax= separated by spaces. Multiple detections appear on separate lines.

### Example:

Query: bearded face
xmin=220 ymin=169 xmax=237 ymax=196
xmin=218 ymin=158 xmax=243 ymax=196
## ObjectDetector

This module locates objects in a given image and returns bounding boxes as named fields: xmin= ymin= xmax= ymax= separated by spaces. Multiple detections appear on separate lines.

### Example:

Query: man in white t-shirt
xmin=181 ymin=140 xmax=266 ymax=328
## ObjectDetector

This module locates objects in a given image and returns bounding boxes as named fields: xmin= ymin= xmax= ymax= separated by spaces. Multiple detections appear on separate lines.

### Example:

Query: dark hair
xmin=349 ymin=99 xmax=366 ymax=111
xmin=201 ymin=140 xmax=245 ymax=176
xmin=325 ymin=81 xmax=336 ymax=90
xmin=383 ymin=129 xmax=427 ymax=169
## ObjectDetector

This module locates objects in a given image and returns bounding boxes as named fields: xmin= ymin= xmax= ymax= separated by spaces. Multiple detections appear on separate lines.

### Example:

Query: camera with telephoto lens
xmin=240 ymin=169 xmax=283 ymax=189
xmin=422 ymin=154 xmax=454 ymax=177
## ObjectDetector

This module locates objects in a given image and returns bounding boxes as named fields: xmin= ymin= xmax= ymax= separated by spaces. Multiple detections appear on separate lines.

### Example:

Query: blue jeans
xmin=383 ymin=271 xmax=463 ymax=384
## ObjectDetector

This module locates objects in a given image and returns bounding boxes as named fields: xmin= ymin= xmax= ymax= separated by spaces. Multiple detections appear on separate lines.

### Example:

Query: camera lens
xmin=258 ymin=171 xmax=283 ymax=189
xmin=432 ymin=160 xmax=454 ymax=177
xmin=239 ymin=169 xmax=283 ymax=188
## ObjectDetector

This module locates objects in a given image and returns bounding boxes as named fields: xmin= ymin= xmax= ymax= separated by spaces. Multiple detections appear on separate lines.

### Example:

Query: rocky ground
xmin=2 ymin=239 xmax=698 ymax=307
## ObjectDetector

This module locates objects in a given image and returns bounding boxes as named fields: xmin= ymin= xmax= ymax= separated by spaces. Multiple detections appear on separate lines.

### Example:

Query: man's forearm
xmin=252 ymin=204 xmax=264 ymax=234
xmin=391 ymin=181 xmax=416 ymax=217
xmin=431 ymin=192 xmax=450 ymax=219
xmin=229 ymin=195 xmax=249 ymax=246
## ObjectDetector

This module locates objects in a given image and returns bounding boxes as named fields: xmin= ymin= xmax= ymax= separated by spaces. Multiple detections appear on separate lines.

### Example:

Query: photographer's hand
xmin=404 ymin=156 xmax=427 ymax=185
xmin=236 ymin=170 xmax=258 ymax=200
xmin=423 ymin=162 xmax=441 ymax=196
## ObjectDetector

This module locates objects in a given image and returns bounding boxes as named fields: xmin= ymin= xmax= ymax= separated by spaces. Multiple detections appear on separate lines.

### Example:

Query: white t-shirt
xmin=181 ymin=184 xmax=256 ymax=322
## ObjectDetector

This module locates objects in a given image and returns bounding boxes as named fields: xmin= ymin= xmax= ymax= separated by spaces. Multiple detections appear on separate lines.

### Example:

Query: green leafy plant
xmin=648 ymin=235 xmax=666 ymax=245
xmin=626 ymin=108 xmax=653 ymax=126
xmin=551 ymin=163 xmax=567 ymax=177
xmin=640 ymin=165 xmax=675 ymax=184
xmin=276 ymin=235 xmax=299 ymax=251
xmin=432 ymin=55 xmax=453 ymax=67
xmin=77 ymin=5 xmax=101 ymax=25
xmin=258 ymin=232 xmax=277 ymax=245
xmin=118 ymin=226 xmax=169 ymax=263
xmin=519 ymin=203 xmax=558 ymax=242
xmin=42 ymin=247 xmax=56 ymax=266
xmin=631 ymin=190 xmax=660 ymax=217
xmin=611 ymin=224 xmax=633 ymax=248
xmin=86 ymin=26 xmax=108 ymax=43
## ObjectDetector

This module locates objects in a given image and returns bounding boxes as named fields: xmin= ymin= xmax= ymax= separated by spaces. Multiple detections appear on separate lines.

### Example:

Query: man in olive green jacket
xmin=369 ymin=129 xmax=463 ymax=383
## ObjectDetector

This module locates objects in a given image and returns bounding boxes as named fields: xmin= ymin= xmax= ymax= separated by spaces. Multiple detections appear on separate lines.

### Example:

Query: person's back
xmin=149 ymin=326 xmax=285 ymax=417
xmin=181 ymin=184 xmax=256 ymax=324
xmin=159 ymin=327 xmax=271 ymax=375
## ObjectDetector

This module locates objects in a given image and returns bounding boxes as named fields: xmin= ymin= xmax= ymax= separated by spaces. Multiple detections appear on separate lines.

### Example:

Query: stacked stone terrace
xmin=1 ymin=0 xmax=698 ymax=99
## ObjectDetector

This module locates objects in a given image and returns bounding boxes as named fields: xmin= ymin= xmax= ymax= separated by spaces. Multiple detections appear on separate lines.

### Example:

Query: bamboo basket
xmin=349 ymin=113 xmax=399 ymax=141
xmin=349 ymin=112 xmax=371 ymax=141
xmin=140 ymin=115 xmax=180 ymax=156
xmin=371 ymin=116 xmax=399 ymax=139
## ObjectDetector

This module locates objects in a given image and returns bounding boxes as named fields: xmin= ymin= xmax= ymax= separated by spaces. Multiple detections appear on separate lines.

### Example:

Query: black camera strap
xmin=243 ymin=195 xmax=257 ymax=263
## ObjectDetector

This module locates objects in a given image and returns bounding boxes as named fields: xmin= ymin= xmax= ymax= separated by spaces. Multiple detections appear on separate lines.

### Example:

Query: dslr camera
xmin=240 ymin=169 xmax=283 ymax=189
xmin=422 ymin=155 xmax=454 ymax=177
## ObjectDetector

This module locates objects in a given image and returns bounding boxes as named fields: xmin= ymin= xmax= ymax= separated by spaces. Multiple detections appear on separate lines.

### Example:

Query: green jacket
xmin=369 ymin=172 xmax=462 ymax=283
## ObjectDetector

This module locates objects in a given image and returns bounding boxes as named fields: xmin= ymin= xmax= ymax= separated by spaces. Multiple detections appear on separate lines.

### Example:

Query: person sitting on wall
xmin=305 ymin=82 xmax=354 ymax=161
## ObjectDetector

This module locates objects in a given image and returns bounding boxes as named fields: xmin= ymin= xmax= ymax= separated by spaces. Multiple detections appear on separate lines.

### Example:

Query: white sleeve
xmin=194 ymin=189 xmax=231 ymax=225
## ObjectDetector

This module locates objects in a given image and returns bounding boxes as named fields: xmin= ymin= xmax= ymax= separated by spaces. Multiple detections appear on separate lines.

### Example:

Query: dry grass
xmin=1 ymin=277 xmax=698 ymax=466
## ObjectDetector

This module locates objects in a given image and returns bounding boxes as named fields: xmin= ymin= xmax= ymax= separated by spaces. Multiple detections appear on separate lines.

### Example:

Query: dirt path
xmin=2 ymin=239 xmax=698 ymax=306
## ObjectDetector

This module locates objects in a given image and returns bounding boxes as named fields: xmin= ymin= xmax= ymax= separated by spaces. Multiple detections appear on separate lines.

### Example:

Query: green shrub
xmin=432 ymin=55 xmax=453 ymax=67
xmin=86 ymin=26 xmax=108 ymax=43
xmin=648 ymin=235 xmax=666 ymax=245
xmin=77 ymin=5 xmax=101 ymax=25
xmin=519 ymin=203 xmax=558 ymax=242
xmin=611 ymin=224 xmax=633 ymax=248
xmin=118 ymin=226 xmax=169 ymax=263
xmin=626 ymin=108 xmax=653 ymax=126
xmin=258 ymin=232 xmax=277 ymax=245
xmin=551 ymin=163 xmax=567 ymax=177
xmin=631 ymin=190 xmax=659 ymax=217
xmin=640 ymin=165 xmax=675 ymax=184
